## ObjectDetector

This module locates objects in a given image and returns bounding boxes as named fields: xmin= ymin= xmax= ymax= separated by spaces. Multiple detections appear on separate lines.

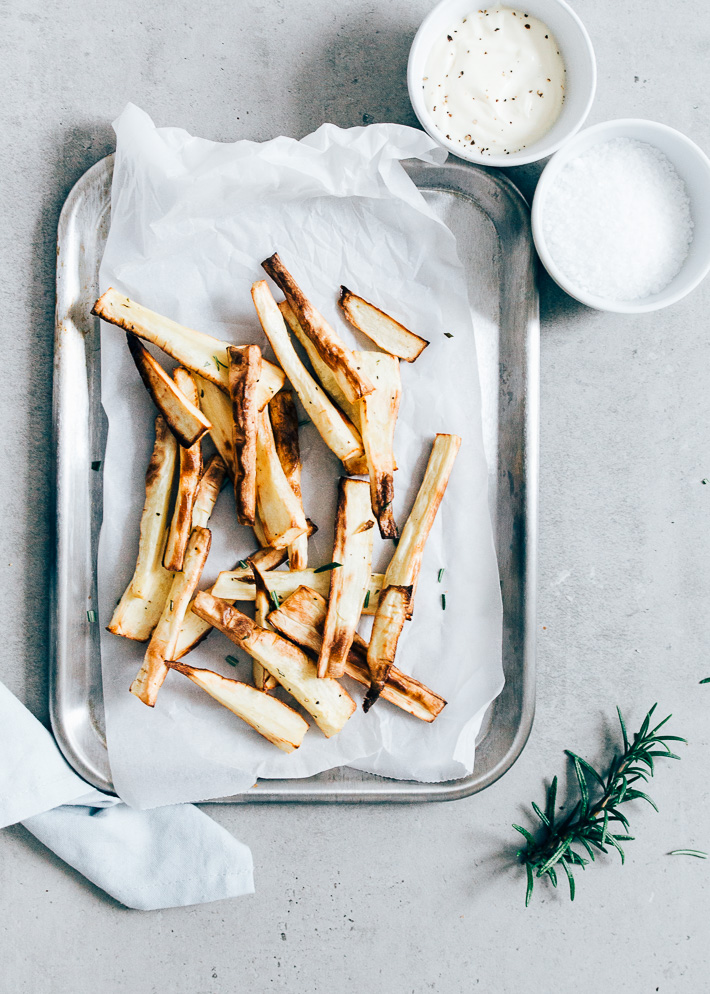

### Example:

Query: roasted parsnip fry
xmin=163 ymin=369 xmax=203 ymax=572
xmin=126 ymin=333 xmax=212 ymax=447
xmin=172 ymin=535 xmax=304 ymax=661
xmin=166 ymin=662 xmax=308 ymax=753
xmin=193 ymin=593 xmax=356 ymax=737
xmin=108 ymin=416 xmax=177 ymax=641
xmin=278 ymin=300 xmax=361 ymax=431
xmin=355 ymin=350 xmax=402 ymax=538
xmin=255 ymin=406 xmax=308 ymax=549
xmin=384 ymin=433 xmax=461 ymax=616
xmin=251 ymin=281 xmax=365 ymax=472
xmin=251 ymin=561 xmax=278 ymax=692
xmin=211 ymin=566 xmax=383 ymax=612
xmin=262 ymin=253 xmax=374 ymax=405
xmin=318 ymin=478 xmax=374 ymax=679
xmin=194 ymin=374 xmax=236 ymax=478
xmin=338 ymin=287 xmax=429 ymax=362
xmin=130 ymin=526 xmax=212 ymax=706
xmin=363 ymin=584 xmax=412 ymax=711
xmin=270 ymin=389 xmax=308 ymax=569
xmin=191 ymin=454 xmax=227 ymax=528
xmin=92 ymin=288 xmax=283 ymax=405
xmin=228 ymin=344 xmax=261 ymax=526
xmin=268 ymin=586 xmax=446 ymax=722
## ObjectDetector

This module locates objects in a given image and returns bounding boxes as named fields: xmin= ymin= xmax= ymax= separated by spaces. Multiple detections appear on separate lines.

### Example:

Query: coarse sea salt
xmin=543 ymin=138 xmax=694 ymax=301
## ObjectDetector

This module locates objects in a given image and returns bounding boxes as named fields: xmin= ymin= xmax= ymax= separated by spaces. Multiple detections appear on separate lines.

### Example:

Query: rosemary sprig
xmin=514 ymin=704 xmax=685 ymax=906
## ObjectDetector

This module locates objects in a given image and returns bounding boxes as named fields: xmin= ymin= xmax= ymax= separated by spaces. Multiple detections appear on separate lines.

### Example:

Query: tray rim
xmin=50 ymin=152 xmax=538 ymax=803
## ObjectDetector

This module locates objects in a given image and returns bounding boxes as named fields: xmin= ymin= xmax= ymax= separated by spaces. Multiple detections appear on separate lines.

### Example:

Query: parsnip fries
xmin=383 ymin=433 xmax=462 ymax=611
xmin=92 ymin=288 xmax=284 ymax=405
xmin=365 ymin=433 xmax=461 ymax=708
xmin=250 ymin=561 xmax=278 ymax=692
xmin=251 ymin=280 xmax=365 ymax=473
xmin=262 ymin=253 xmax=374 ymax=405
xmin=194 ymin=375 xmax=237 ymax=478
xmin=255 ymin=404 xmax=307 ymax=550
xmin=193 ymin=593 xmax=356 ymax=737
xmin=278 ymin=300 xmax=361 ymax=432
xmin=130 ymin=527 xmax=212 ymax=707
xmin=191 ymin=454 xmax=227 ymax=528
xmin=101 ymin=257 xmax=467 ymax=763
xmin=318 ymin=478 xmax=374 ymax=679
xmin=338 ymin=287 xmax=429 ymax=362
xmin=163 ymin=368 xmax=202 ymax=572
xmin=268 ymin=586 xmax=446 ymax=722
xmin=363 ymin=585 xmax=412 ymax=712
xmin=355 ymin=351 xmax=401 ymax=538
xmin=211 ymin=566 xmax=383 ymax=613
xmin=173 ymin=550 xmax=288 ymax=662
xmin=228 ymin=344 xmax=261 ymax=526
xmin=166 ymin=662 xmax=308 ymax=753
xmin=269 ymin=389 xmax=308 ymax=570
xmin=126 ymin=333 xmax=212 ymax=447
xmin=108 ymin=416 xmax=177 ymax=641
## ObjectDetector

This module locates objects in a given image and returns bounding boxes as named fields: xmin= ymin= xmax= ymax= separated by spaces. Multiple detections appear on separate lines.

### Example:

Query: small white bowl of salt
xmin=531 ymin=119 xmax=710 ymax=312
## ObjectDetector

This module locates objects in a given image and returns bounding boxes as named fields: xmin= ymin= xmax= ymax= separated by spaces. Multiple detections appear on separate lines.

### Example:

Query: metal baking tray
xmin=51 ymin=153 xmax=538 ymax=802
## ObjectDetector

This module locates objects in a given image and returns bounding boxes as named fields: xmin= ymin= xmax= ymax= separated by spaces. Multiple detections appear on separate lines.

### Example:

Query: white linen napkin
xmin=1 ymin=682 xmax=254 ymax=910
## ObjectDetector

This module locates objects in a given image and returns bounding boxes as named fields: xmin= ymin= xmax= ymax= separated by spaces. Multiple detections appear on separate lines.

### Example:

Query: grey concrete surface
xmin=2 ymin=0 xmax=709 ymax=991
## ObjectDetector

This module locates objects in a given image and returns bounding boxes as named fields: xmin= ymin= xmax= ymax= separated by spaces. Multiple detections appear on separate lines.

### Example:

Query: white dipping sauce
xmin=422 ymin=7 xmax=566 ymax=156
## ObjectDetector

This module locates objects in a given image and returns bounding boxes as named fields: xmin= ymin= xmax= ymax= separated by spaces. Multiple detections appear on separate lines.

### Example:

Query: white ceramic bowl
xmin=531 ymin=119 xmax=710 ymax=313
xmin=407 ymin=0 xmax=596 ymax=167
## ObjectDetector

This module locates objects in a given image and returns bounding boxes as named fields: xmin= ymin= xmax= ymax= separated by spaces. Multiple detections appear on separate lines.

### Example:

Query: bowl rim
xmin=531 ymin=117 xmax=710 ymax=313
xmin=407 ymin=0 xmax=597 ymax=168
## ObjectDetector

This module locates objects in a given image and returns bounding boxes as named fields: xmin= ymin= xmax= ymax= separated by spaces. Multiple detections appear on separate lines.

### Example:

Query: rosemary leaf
xmin=225 ymin=655 xmax=239 ymax=667
xmin=513 ymin=703 xmax=685 ymax=905
xmin=313 ymin=562 xmax=342 ymax=574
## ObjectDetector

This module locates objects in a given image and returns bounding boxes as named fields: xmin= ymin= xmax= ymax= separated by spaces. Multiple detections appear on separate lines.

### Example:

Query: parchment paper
xmin=97 ymin=103 xmax=503 ymax=809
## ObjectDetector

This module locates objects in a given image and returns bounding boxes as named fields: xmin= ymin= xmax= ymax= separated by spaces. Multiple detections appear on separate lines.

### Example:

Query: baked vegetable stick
xmin=163 ymin=369 xmax=203 ymax=572
xmin=269 ymin=389 xmax=308 ymax=570
xmin=384 ymin=433 xmax=462 ymax=616
xmin=108 ymin=416 xmax=177 ymax=641
xmin=363 ymin=584 xmax=412 ymax=712
xmin=317 ymin=478 xmax=374 ymax=679
xmin=255 ymin=406 xmax=308 ymax=550
xmin=355 ymin=350 xmax=402 ymax=539
xmin=194 ymin=375 xmax=237 ymax=478
xmin=211 ymin=566 xmax=383 ymax=612
xmin=278 ymin=300 xmax=361 ymax=431
xmin=126 ymin=333 xmax=212 ymax=447
xmin=338 ymin=287 xmax=429 ymax=362
xmin=130 ymin=526 xmax=212 ymax=706
xmin=165 ymin=662 xmax=308 ymax=753
xmin=251 ymin=561 xmax=278 ymax=691
xmin=268 ymin=586 xmax=446 ymax=722
xmin=92 ymin=288 xmax=284 ymax=405
xmin=192 ymin=593 xmax=356 ymax=737
xmin=228 ymin=344 xmax=261 ymax=526
xmin=172 ymin=531 xmax=310 ymax=661
xmin=262 ymin=253 xmax=374 ymax=405
xmin=191 ymin=454 xmax=227 ymax=528
xmin=251 ymin=281 xmax=365 ymax=473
